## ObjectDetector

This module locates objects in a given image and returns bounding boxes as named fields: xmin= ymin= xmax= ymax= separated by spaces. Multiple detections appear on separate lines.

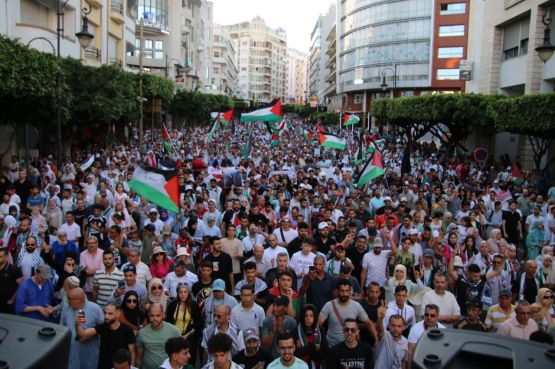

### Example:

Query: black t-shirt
xmin=288 ymin=237 xmax=303 ymax=257
xmin=192 ymin=280 xmax=213 ymax=308
xmin=502 ymin=210 xmax=521 ymax=238
xmin=453 ymin=319 xmax=488 ymax=332
xmin=232 ymin=348 xmax=273 ymax=369
xmin=359 ymin=299 xmax=381 ymax=345
xmin=0 ymin=263 xmax=22 ymax=303
xmin=204 ymin=252 xmax=233 ymax=290
xmin=316 ymin=236 xmax=336 ymax=256
xmin=326 ymin=341 xmax=374 ymax=369
xmin=346 ymin=247 xmax=366 ymax=285
xmin=455 ymin=274 xmax=486 ymax=315
xmin=94 ymin=322 xmax=135 ymax=369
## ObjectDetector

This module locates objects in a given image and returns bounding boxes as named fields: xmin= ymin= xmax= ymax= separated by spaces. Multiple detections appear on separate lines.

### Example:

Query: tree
xmin=489 ymin=93 xmax=555 ymax=171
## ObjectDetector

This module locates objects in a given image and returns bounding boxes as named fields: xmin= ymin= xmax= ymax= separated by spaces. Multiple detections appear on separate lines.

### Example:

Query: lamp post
xmin=28 ymin=1 xmax=93 ymax=169
xmin=380 ymin=64 xmax=399 ymax=97
xmin=165 ymin=57 xmax=183 ymax=79
xmin=535 ymin=13 xmax=555 ymax=62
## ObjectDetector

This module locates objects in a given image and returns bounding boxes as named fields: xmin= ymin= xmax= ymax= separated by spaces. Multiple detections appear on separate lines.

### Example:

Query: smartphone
xmin=309 ymin=266 xmax=316 ymax=272
xmin=118 ymin=280 xmax=125 ymax=289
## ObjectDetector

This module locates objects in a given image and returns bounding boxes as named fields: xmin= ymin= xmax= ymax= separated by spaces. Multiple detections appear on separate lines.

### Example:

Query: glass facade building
xmin=338 ymin=0 xmax=433 ymax=93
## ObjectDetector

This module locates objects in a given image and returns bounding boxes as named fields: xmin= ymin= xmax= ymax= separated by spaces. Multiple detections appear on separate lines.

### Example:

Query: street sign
xmin=459 ymin=60 xmax=472 ymax=81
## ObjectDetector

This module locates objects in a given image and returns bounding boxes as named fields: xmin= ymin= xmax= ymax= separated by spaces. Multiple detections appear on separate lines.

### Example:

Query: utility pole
xmin=139 ymin=18 xmax=145 ymax=148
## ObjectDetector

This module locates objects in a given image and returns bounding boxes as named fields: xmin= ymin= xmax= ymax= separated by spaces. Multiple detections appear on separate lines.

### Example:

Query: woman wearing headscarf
xmin=535 ymin=287 xmax=555 ymax=331
xmin=384 ymin=264 xmax=424 ymax=303
xmin=119 ymin=290 xmax=147 ymax=336
xmin=294 ymin=304 xmax=326 ymax=369
xmin=42 ymin=198 xmax=63 ymax=230
xmin=487 ymin=229 xmax=507 ymax=255
xmin=2 ymin=215 xmax=17 ymax=263
xmin=142 ymin=278 xmax=169 ymax=313
xmin=537 ymin=251 xmax=555 ymax=290
xmin=527 ymin=221 xmax=548 ymax=261
xmin=165 ymin=283 xmax=203 ymax=364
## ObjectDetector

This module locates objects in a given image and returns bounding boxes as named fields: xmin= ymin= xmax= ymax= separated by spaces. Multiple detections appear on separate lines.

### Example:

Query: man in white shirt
xmin=264 ymin=235 xmax=288 ymax=268
xmin=164 ymin=259 xmax=198 ymax=299
xmin=383 ymin=285 xmax=416 ymax=331
xmin=241 ymin=224 xmax=265 ymax=256
xmin=143 ymin=208 xmax=164 ymax=236
xmin=121 ymin=249 xmax=152 ymax=287
xmin=272 ymin=217 xmax=298 ymax=248
xmin=420 ymin=273 xmax=460 ymax=328
xmin=360 ymin=236 xmax=397 ymax=288
xmin=407 ymin=304 xmax=445 ymax=364
xmin=59 ymin=211 xmax=82 ymax=244
xmin=289 ymin=238 xmax=316 ymax=283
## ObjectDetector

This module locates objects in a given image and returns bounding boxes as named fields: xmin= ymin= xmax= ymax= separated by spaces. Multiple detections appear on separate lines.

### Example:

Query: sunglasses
xmin=151 ymin=286 xmax=163 ymax=291
xmin=126 ymin=299 xmax=138 ymax=304
xmin=343 ymin=327 xmax=357 ymax=333
xmin=544 ymin=295 xmax=554 ymax=300
xmin=26 ymin=243 xmax=36 ymax=246
xmin=424 ymin=313 xmax=437 ymax=318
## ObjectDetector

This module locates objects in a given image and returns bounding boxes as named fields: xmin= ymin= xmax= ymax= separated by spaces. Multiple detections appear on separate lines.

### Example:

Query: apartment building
xmin=224 ymin=16 xmax=288 ymax=103
xmin=1 ymin=0 xmax=130 ymax=65
xmin=286 ymin=48 xmax=309 ymax=105
xmin=211 ymin=23 xmax=238 ymax=96
xmin=308 ymin=3 xmax=336 ymax=107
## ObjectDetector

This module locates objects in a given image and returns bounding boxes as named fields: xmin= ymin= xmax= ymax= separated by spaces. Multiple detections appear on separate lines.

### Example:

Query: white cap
xmin=318 ymin=222 xmax=329 ymax=230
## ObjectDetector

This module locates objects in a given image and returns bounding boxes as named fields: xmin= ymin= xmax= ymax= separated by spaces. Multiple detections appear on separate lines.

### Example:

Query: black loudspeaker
xmin=412 ymin=329 xmax=555 ymax=369
xmin=0 ymin=314 xmax=71 ymax=369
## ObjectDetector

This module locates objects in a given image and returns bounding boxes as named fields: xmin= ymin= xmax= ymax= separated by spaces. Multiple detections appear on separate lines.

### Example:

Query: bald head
xmin=67 ymin=288 xmax=86 ymax=309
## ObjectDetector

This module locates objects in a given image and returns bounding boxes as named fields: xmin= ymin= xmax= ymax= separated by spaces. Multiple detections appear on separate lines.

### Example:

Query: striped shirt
xmin=485 ymin=304 xmax=515 ymax=332
xmin=93 ymin=268 xmax=124 ymax=307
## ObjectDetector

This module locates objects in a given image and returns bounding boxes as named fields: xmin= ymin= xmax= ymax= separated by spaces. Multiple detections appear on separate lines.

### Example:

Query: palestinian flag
xmin=356 ymin=150 xmax=385 ymax=187
xmin=129 ymin=166 xmax=180 ymax=213
xmin=207 ymin=115 xmax=220 ymax=141
xmin=242 ymin=129 xmax=254 ymax=159
xmin=318 ymin=132 xmax=347 ymax=150
xmin=240 ymin=98 xmax=282 ymax=122
xmin=343 ymin=113 xmax=360 ymax=126
xmin=211 ymin=109 xmax=234 ymax=125
xmin=302 ymin=128 xmax=314 ymax=140
xmin=162 ymin=126 xmax=172 ymax=154
xmin=276 ymin=118 xmax=288 ymax=132
xmin=80 ymin=155 xmax=95 ymax=171
xmin=270 ymin=133 xmax=280 ymax=149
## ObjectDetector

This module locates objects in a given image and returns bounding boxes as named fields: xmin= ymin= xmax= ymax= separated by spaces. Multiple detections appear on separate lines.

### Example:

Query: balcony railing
xmin=84 ymin=47 xmax=101 ymax=61
xmin=111 ymin=0 xmax=123 ymax=14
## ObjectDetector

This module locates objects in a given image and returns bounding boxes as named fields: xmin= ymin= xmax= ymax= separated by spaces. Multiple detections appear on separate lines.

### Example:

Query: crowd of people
xmin=0 ymin=116 xmax=554 ymax=369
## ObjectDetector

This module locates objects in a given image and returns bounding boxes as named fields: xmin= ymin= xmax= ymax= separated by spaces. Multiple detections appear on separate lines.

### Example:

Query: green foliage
xmin=141 ymin=73 xmax=174 ymax=101
xmin=295 ymin=104 xmax=316 ymax=118
xmin=169 ymin=90 xmax=234 ymax=125
xmin=489 ymin=93 xmax=555 ymax=138
xmin=310 ymin=112 xmax=340 ymax=125
xmin=282 ymin=104 xmax=296 ymax=113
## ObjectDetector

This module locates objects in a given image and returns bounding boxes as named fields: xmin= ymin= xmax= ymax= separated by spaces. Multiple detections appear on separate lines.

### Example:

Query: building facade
xmin=1 ymin=0 xmax=131 ymax=65
xmin=332 ymin=0 xmax=469 ymax=119
xmin=308 ymin=3 xmax=336 ymax=107
xmin=225 ymin=17 xmax=288 ymax=103
xmin=212 ymin=23 xmax=238 ymax=96
xmin=286 ymin=48 xmax=309 ymax=105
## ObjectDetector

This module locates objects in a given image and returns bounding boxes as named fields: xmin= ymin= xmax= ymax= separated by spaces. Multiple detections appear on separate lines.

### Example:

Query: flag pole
xmin=162 ymin=122 xmax=179 ymax=158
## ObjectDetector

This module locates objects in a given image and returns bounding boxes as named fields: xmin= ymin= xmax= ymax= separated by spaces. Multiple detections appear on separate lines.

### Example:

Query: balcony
xmin=84 ymin=46 xmax=101 ymax=62
xmin=136 ymin=19 xmax=170 ymax=35
xmin=213 ymin=56 xmax=226 ymax=64
xmin=110 ymin=1 xmax=124 ymax=24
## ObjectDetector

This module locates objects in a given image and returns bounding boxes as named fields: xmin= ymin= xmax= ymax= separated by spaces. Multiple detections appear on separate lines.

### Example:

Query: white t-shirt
xmin=59 ymin=222 xmax=81 ymax=242
xmin=264 ymin=246 xmax=289 ymax=268
xmin=272 ymin=228 xmax=298 ymax=245
xmin=289 ymin=251 xmax=315 ymax=277
xmin=408 ymin=321 xmax=446 ymax=344
xmin=420 ymin=291 xmax=461 ymax=327
xmin=362 ymin=250 xmax=392 ymax=287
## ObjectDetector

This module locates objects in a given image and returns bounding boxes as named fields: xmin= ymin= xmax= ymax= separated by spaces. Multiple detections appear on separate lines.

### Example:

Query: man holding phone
xmin=109 ymin=264 xmax=147 ymax=305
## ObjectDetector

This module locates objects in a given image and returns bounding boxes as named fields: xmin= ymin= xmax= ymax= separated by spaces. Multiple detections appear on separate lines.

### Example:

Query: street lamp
xmin=76 ymin=6 xmax=94 ymax=49
xmin=165 ymin=57 xmax=183 ymax=79
xmin=535 ymin=13 xmax=555 ymax=62
xmin=380 ymin=64 xmax=399 ymax=94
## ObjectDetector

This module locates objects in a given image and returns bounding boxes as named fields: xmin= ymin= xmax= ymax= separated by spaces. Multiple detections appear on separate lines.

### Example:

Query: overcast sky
xmin=211 ymin=0 xmax=335 ymax=52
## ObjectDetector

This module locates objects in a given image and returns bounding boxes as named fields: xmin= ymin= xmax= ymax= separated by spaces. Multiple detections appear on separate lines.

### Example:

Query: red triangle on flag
xmin=162 ymin=126 xmax=170 ymax=140
xmin=270 ymin=99 xmax=282 ymax=116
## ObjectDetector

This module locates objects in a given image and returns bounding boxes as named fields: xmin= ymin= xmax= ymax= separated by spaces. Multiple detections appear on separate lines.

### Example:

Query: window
xmin=437 ymin=69 xmax=460 ymax=80
xmin=354 ymin=94 xmax=363 ymax=104
xmin=440 ymin=3 xmax=466 ymax=15
xmin=502 ymin=16 xmax=530 ymax=60
xmin=439 ymin=25 xmax=465 ymax=37
xmin=438 ymin=47 xmax=464 ymax=58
